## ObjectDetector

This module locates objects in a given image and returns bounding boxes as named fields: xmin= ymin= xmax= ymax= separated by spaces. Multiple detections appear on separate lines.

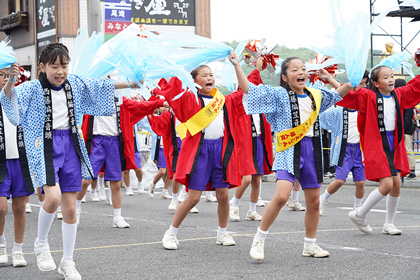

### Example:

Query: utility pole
xmin=88 ymin=0 xmax=102 ymax=34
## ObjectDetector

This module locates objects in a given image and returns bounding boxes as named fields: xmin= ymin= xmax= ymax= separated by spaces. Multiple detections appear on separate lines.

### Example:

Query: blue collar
xmin=198 ymin=93 xmax=213 ymax=99
xmin=347 ymin=109 xmax=357 ymax=112
xmin=380 ymin=92 xmax=392 ymax=98
xmin=50 ymin=83 xmax=63 ymax=91
xmin=296 ymin=92 xmax=307 ymax=98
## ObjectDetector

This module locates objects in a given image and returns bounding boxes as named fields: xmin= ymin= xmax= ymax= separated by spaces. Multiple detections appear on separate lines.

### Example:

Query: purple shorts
xmin=335 ymin=143 xmax=365 ymax=182
xmin=276 ymin=137 xmax=321 ymax=189
xmin=0 ymin=159 xmax=33 ymax=198
xmin=188 ymin=138 xmax=229 ymax=191
xmin=90 ymin=135 xmax=122 ymax=181
xmin=134 ymin=151 xmax=142 ymax=168
xmin=254 ymin=136 xmax=264 ymax=176
xmin=386 ymin=130 xmax=401 ymax=173
xmin=52 ymin=130 xmax=83 ymax=192
xmin=157 ymin=147 xmax=167 ymax=168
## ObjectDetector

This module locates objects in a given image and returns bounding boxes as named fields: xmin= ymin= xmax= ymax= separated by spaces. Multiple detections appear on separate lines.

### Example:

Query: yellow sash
xmin=176 ymin=88 xmax=225 ymax=140
xmin=276 ymin=88 xmax=321 ymax=152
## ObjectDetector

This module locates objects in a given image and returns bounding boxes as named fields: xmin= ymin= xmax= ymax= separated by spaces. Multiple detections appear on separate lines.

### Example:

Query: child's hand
xmin=315 ymin=69 xmax=331 ymax=81
xmin=8 ymin=63 xmax=19 ymax=84
xmin=163 ymin=101 xmax=169 ymax=108
xmin=228 ymin=51 xmax=240 ymax=66
xmin=255 ymin=57 xmax=264 ymax=72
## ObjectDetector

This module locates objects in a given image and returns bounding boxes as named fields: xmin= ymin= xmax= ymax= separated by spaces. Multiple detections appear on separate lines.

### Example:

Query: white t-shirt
xmin=201 ymin=96 xmax=224 ymax=140
xmin=251 ymin=114 xmax=261 ymax=136
xmin=2 ymin=107 xmax=19 ymax=159
xmin=383 ymin=94 xmax=396 ymax=131
xmin=347 ymin=110 xmax=359 ymax=144
xmin=93 ymin=102 xmax=119 ymax=137
xmin=175 ymin=116 xmax=181 ymax=138
xmin=297 ymin=93 xmax=314 ymax=137
xmin=51 ymin=88 xmax=70 ymax=130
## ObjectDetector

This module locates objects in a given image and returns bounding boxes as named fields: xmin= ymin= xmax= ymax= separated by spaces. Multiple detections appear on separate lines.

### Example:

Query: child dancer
xmin=77 ymin=95 xmax=167 ymax=227
xmin=319 ymin=105 xmax=365 ymax=216
xmin=148 ymin=108 xmax=182 ymax=210
xmin=1 ymin=43 xmax=137 ymax=279
xmin=0 ymin=67 xmax=33 ymax=267
xmin=157 ymin=65 xmax=242 ymax=250
xmin=230 ymin=52 xmax=352 ymax=260
xmin=230 ymin=61 xmax=273 ymax=222
xmin=335 ymin=65 xmax=420 ymax=235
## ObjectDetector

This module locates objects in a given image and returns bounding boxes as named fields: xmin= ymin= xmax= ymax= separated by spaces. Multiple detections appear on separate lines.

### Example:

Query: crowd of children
xmin=0 ymin=40 xmax=419 ymax=280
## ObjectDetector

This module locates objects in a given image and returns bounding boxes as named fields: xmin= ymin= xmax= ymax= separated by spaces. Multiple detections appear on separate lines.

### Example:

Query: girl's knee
xmin=0 ymin=205 xmax=7 ymax=217
xmin=272 ymin=193 xmax=288 ymax=206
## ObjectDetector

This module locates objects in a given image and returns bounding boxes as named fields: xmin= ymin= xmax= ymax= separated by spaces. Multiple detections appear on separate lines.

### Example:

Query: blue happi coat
xmin=0 ymin=74 xmax=116 ymax=188
xmin=243 ymin=82 xmax=342 ymax=175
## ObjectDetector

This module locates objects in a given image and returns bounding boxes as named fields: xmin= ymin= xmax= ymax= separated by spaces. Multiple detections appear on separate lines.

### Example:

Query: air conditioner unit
xmin=0 ymin=11 xmax=29 ymax=33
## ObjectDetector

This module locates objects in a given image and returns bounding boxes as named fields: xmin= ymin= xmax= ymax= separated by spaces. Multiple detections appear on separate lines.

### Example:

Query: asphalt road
xmin=1 ymin=182 xmax=420 ymax=280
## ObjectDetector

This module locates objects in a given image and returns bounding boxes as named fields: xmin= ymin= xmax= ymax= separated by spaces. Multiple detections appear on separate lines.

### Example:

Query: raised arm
xmin=229 ymin=51 xmax=249 ymax=94
xmin=316 ymin=68 xmax=352 ymax=97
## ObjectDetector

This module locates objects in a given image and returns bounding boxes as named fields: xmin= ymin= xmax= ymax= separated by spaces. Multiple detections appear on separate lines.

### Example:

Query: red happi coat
xmin=336 ymin=74 xmax=420 ymax=181
xmin=153 ymin=77 xmax=241 ymax=188
xmin=233 ymin=69 xmax=273 ymax=176
xmin=148 ymin=110 xmax=180 ymax=180
xmin=82 ymin=97 xmax=165 ymax=171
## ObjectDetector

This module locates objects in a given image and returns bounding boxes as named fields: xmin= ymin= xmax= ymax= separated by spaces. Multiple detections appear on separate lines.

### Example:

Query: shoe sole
xmin=37 ymin=263 xmax=56 ymax=272
xmin=302 ymin=253 xmax=330 ymax=258
xmin=13 ymin=262 xmax=27 ymax=267
xmin=163 ymin=245 xmax=177 ymax=250
xmin=382 ymin=230 xmax=402 ymax=235
xmin=216 ymin=241 xmax=236 ymax=246
xmin=113 ymin=225 xmax=130 ymax=228
xmin=250 ymin=253 xmax=264 ymax=261
xmin=246 ymin=217 xmax=262 ymax=221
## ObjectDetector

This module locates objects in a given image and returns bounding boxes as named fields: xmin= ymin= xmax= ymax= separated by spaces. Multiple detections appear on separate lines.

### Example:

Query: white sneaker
xmin=81 ymin=195 xmax=86 ymax=203
xmin=90 ymin=192 xmax=100 ymax=202
xmin=246 ymin=210 xmax=262 ymax=221
xmin=58 ymin=260 xmax=82 ymax=280
xmin=98 ymin=188 xmax=106 ymax=201
xmin=0 ymin=245 xmax=7 ymax=264
xmin=205 ymin=195 xmax=217 ymax=202
xmin=26 ymin=203 xmax=32 ymax=213
xmin=178 ymin=192 xmax=186 ymax=202
xmin=34 ymin=243 xmax=56 ymax=271
xmin=382 ymin=223 xmax=402 ymax=235
xmin=256 ymin=199 xmax=266 ymax=207
xmin=229 ymin=206 xmax=240 ymax=221
xmin=286 ymin=195 xmax=294 ymax=208
xmin=290 ymin=201 xmax=305 ymax=211
xmin=302 ymin=244 xmax=330 ymax=258
xmin=160 ymin=190 xmax=172 ymax=199
xmin=216 ymin=233 xmax=236 ymax=246
xmin=319 ymin=198 xmax=328 ymax=216
xmin=168 ymin=200 xmax=178 ymax=211
xmin=113 ymin=216 xmax=130 ymax=228
xmin=148 ymin=184 xmax=155 ymax=198
xmin=56 ymin=209 xmax=63 ymax=220
xmin=162 ymin=230 xmax=179 ymax=250
xmin=126 ymin=187 xmax=134 ymax=196
xmin=138 ymin=184 xmax=145 ymax=194
xmin=12 ymin=252 xmax=27 ymax=267
xmin=250 ymin=239 xmax=264 ymax=260
xmin=189 ymin=206 xmax=199 ymax=213
xmin=349 ymin=210 xmax=372 ymax=234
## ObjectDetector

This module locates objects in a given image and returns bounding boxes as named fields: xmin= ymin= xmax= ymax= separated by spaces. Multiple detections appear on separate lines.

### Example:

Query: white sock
xmin=0 ymin=234 xmax=6 ymax=245
xmin=113 ymin=208 xmax=121 ymax=218
xmin=167 ymin=225 xmax=178 ymax=235
xmin=76 ymin=200 xmax=82 ymax=209
xmin=231 ymin=196 xmax=241 ymax=207
xmin=35 ymin=207 xmax=55 ymax=246
xmin=292 ymin=190 xmax=300 ymax=202
xmin=12 ymin=242 xmax=23 ymax=254
xmin=385 ymin=195 xmax=400 ymax=224
xmin=172 ymin=192 xmax=179 ymax=201
xmin=61 ymin=221 xmax=77 ymax=262
xmin=356 ymin=188 xmax=385 ymax=219
xmin=98 ymin=176 xmax=105 ymax=189
xmin=57 ymin=205 xmax=61 ymax=212
xmin=39 ymin=201 xmax=44 ymax=207
xmin=91 ymin=188 xmax=97 ymax=194
xmin=217 ymin=226 xmax=227 ymax=235
xmin=354 ymin=197 xmax=363 ymax=208
xmin=321 ymin=190 xmax=332 ymax=202
xmin=249 ymin=202 xmax=257 ymax=212
xmin=26 ymin=202 xmax=30 ymax=207
xmin=304 ymin=237 xmax=316 ymax=249
xmin=137 ymin=181 xmax=143 ymax=188
xmin=254 ymin=227 xmax=268 ymax=242
xmin=126 ymin=185 xmax=131 ymax=190
xmin=206 ymin=191 xmax=213 ymax=197
xmin=108 ymin=187 xmax=112 ymax=198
